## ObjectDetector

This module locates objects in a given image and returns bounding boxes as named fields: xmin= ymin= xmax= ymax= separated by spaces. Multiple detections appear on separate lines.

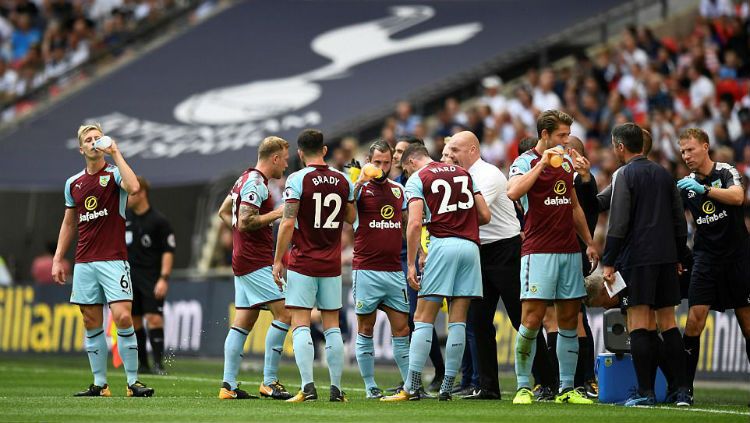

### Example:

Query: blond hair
xmin=258 ymin=136 xmax=289 ymax=160
xmin=77 ymin=123 xmax=103 ymax=145
xmin=679 ymin=127 xmax=710 ymax=145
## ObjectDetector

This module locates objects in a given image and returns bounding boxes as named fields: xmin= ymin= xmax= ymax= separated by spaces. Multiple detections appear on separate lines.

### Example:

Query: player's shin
xmin=441 ymin=322 xmax=466 ymax=394
xmin=556 ymin=328 xmax=578 ymax=391
xmin=515 ymin=324 xmax=539 ymax=390
xmin=324 ymin=328 xmax=344 ymax=389
xmin=392 ymin=336 xmax=410 ymax=382
xmin=116 ymin=327 xmax=139 ymax=385
xmin=356 ymin=333 xmax=376 ymax=389
xmin=263 ymin=320 xmax=290 ymax=386
xmin=85 ymin=328 xmax=109 ymax=387
xmin=405 ymin=322 xmax=433 ymax=393
xmin=292 ymin=326 xmax=315 ymax=387
xmin=222 ymin=327 xmax=249 ymax=390
xmin=149 ymin=328 xmax=165 ymax=368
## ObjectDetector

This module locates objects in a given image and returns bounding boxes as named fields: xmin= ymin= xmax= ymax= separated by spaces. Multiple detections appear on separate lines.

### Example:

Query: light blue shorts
xmin=235 ymin=266 xmax=285 ymax=309
xmin=285 ymin=270 xmax=342 ymax=310
xmin=352 ymin=270 xmax=409 ymax=315
xmin=520 ymin=253 xmax=585 ymax=301
xmin=421 ymin=236 xmax=482 ymax=299
xmin=71 ymin=260 xmax=132 ymax=305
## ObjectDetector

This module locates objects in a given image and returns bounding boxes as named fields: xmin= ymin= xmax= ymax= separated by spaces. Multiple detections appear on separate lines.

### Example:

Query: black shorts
xmin=619 ymin=263 xmax=681 ymax=310
xmin=131 ymin=271 xmax=164 ymax=316
xmin=689 ymin=249 xmax=750 ymax=312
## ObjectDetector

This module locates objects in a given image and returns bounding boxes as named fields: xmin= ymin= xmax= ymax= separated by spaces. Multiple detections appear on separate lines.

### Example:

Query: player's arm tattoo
xmin=283 ymin=201 xmax=300 ymax=219
xmin=238 ymin=204 xmax=261 ymax=231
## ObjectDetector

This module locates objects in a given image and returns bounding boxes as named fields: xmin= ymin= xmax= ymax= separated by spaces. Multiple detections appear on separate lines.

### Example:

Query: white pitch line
xmin=1 ymin=365 xmax=747 ymax=415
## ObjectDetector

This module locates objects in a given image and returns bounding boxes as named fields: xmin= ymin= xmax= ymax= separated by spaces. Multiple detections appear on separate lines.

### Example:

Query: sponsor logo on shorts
xmin=380 ymin=205 xmax=395 ymax=219
xmin=99 ymin=175 xmax=110 ymax=187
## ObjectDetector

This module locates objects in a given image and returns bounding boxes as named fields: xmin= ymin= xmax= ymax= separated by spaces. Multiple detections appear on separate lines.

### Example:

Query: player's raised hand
xmin=407 ymin=264 xmax=420 ymax=291
xmin=272 ymin=261 xmax=285 ymax=291
xmin=570 ymin=149 xmax=590 ymax=175
xmin=51 ymin=259 xmax=66 ymax=285
xmin=540 ymin=147 xmax=562 ymax=167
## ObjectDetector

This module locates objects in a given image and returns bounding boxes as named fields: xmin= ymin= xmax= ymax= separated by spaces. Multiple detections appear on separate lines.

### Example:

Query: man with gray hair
xmin=448 ymin=131 xmax=521 ymax=400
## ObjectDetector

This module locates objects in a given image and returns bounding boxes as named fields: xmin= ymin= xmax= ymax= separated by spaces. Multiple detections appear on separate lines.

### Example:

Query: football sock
xmin=392 ymin=336 xmax=410 ymax=382
xmin=629 ymin=328 xmax=654 ymax=393
xmin=355 ymin=333 xmax=376 ymax=390
xmin=85 ymin=328 xmax=108 ymax=387
xmin=574 ymin=337 xmax=589 ymax=387
xmin=656 ymin=334 xmax=674 ymax=388
xmin=648 ymin=330 xmax=660 ymax=386
xmin=515 ymin=324 xmax=539 ymax=390
xmin=557 ymin=328 xmax=578 ymax=391
xmin=149 ymin=327 xmax=165 ymax=367
xmin=292 ymin=326 xmax=315 ymax=387
xmin=116 ymin=326 xmax=139 ymax=385
xmin=429 ymin=327 xmax=445 ymax=378
xmin=222 ymin=326 xmax=249 ymax=390
xmin=683 ymin=334 xmax=700 ymax=390
xmin=661 ymin=327 xmax=688 ymax=389
xmin=263 ymin=320 xmax=289 ymax=386
xmin=134 ymin=327 xmax=149 ymax=369
xmin=547 ymin=331 xmax=559 ymax=380
xmin=324 ymin=328 xmax=344 ymax=389
xmin=745 ymin=335 xmax=750 ymax=369
xmin=532 ymin=331 xmax=556 ymax=388
xmin=405 ymin=322 xmax=433 ymax=393
xmin=441 ymin=322 xmax=466 ymax=393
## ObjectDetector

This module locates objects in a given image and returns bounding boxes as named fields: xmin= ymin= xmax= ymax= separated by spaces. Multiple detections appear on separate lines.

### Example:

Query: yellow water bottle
xmin=347 ymin=159 xmax=361 ymax=183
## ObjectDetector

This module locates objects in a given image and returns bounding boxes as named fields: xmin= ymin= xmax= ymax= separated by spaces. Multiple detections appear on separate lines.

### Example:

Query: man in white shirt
xmin=448 ymin=131 xmax=524 ymax=400
xmin=533 ymin=69 xmax=562 ymax=112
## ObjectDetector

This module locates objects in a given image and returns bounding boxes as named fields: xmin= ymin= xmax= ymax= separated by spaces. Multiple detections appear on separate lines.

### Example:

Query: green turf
xmin=0 ymin=355 xmax=747 ymax=422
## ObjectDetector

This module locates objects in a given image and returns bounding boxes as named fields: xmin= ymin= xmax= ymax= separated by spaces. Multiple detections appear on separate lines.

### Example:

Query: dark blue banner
xmin=0 ymin=0 xmax=626 ymax=189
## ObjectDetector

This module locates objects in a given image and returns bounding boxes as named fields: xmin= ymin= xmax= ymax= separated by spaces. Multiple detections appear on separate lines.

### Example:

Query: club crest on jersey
xmin=391 ymin=187 xmax=401 ymax=199
xmin=99 ymin=175 xmax=110 ymax=187
xmin=711 ymin=180 xmax=722 ymax=188
xmin=561 ymin=162 xmax=572 ymax=173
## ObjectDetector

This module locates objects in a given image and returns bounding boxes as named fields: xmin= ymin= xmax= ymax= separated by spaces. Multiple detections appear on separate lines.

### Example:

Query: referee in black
xmin=676 ymin=128 xmax=750 ymax=404
xmin=126 ymin=176 xmax=176 ymax=375
xmin=601 ymin=123 xmax=691 ymax=407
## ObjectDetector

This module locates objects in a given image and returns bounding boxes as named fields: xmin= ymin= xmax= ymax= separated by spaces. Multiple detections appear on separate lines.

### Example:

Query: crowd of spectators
xmin=0 ymin=0 xmax=196 ymax=121
xmin=329 ymin=2 xmax=750 ymax=253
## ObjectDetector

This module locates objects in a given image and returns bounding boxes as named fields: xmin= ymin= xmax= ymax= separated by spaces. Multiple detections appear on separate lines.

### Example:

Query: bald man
xmin=448 ymin=131 xmax=522 ymax=399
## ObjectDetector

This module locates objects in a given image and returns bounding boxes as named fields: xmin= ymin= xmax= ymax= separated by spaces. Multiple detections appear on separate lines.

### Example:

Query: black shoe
xmin=535 ymin=385 xmax=556 ymax=401
xmin=366 ymin=386 xmax=384 ymax=399
xmin=151 ymin=362 xmax=167 ymax=376
xmin=438 ymin=391 xmax=452 ymax=401
xmin=219 ymin=382 xmax=258 ymax=399
xmin=127 ymin=381 xmax=155 ymax=397
xmin=416 ymin=387 xmax=435 ymax=399
xmin=674 ymin=387 xmax=693 ymax=407
xmin=584 ymin=379 xmax=598 ymax=398
xmin=259 ymin=381 xmax=293 ymax=400
xmin=74 ymin=384 xmax=111 ymax=397
xmin=427 ymin=375 xmax=443 ymax=393
xmin=462 ymin=388 xmax=501 ymax=400
xmin=385 ymin=382 xmax=403 ymax=394
xmin=456 ymin=385 xmax=477 ymax=396
xmin=330 ymin=385 xmax=347 ymax=402
xmin=287 ymin=382 xmax=317 ymax=402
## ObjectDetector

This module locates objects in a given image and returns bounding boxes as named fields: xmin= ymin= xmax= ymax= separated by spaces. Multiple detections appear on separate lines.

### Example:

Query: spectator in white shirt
xmin=688 ymin=64 xmax=716 ymax=110
xmin=479 ymin=75 xmax=507 ymax=116
xmin=533 ymin=69 xmax=562 ymax=111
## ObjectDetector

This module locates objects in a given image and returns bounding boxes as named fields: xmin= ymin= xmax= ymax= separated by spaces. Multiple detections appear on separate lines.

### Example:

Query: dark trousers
xmin=469 ymin=236 xmax=522 ymax=395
